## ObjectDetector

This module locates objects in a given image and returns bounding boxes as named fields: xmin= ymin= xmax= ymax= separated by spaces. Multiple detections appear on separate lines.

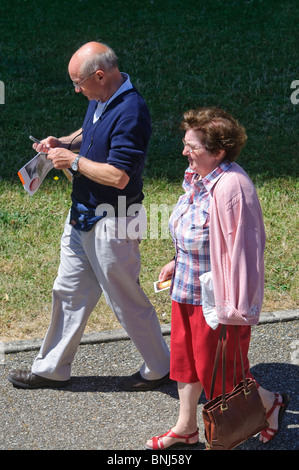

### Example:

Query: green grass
xmin=0 ymin=0 xmax=298 ymax=341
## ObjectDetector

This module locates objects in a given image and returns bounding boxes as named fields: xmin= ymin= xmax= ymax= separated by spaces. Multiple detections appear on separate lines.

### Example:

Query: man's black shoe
xmin=7 ymin=368 xmax=70 ymax=389
xmin=121 ymin=371 xmax=171 ymax=391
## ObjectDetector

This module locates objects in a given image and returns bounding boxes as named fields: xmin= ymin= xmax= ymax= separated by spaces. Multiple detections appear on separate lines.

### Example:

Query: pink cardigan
xmin=209 ymin=163 xmax=266 ymax=325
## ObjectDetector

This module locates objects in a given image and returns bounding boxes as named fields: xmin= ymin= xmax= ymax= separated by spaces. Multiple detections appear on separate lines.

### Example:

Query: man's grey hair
xmin=80 ymin=44 xmax=118 ymax=75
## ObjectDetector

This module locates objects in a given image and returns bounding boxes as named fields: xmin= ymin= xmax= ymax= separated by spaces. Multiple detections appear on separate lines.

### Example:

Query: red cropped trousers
xmin=170 ymin=301 xmax=255 ymax=398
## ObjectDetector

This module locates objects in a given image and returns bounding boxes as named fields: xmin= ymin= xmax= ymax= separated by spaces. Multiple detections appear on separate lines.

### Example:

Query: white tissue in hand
xmin=199 ymin=271 xmax=219 ymax=330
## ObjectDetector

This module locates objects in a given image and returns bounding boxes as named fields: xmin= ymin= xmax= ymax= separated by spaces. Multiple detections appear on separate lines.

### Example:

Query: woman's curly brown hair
xmin=180 ymin=107 xmax=247 ymax=162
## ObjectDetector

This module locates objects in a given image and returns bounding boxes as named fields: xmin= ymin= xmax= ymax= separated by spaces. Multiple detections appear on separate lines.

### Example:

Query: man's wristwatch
xmin=71 ymin=154 xmax=83 ymax=172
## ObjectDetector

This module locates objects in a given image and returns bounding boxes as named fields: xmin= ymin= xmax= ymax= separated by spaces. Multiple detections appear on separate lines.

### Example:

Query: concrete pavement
xmin=1 ymin=309 xmax=298 ymax=452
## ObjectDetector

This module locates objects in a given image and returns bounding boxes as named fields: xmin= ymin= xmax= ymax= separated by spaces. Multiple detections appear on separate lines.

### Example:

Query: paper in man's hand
xmin=18 ymin=152 xmax=54 ymax=196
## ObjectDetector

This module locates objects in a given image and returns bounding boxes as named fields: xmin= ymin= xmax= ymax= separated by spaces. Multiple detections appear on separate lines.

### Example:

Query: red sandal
xmin=146 ymin=428 xmax=199 ymax=450
xmin=260 ymin=392 xmax=290 ymax=443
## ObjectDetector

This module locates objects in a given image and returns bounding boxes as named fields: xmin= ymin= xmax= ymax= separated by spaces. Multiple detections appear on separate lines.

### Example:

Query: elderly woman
xmin=146 ymin=107 xmax=289 ymax=450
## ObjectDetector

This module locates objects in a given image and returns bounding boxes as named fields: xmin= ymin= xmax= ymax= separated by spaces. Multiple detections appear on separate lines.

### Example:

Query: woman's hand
xmin=159 ymin=259 xmax=175 ymax=282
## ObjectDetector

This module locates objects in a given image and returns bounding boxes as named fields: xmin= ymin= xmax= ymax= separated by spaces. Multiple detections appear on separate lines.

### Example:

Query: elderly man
xmin=8 ymin=42 xmax=170 ymax=391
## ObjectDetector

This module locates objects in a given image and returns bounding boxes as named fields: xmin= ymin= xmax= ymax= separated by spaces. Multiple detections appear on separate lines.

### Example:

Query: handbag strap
xmin=235 ymin=326 xmax=248 ymax=387
xmin=209 ymin=325 xmax=249 ymax=402
xmin=209 ymin=325 xmax=226 ymax=400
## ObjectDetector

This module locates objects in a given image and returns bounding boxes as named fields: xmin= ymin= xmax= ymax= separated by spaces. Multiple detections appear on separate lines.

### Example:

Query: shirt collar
xmin=202 ymin=161 xmax=232 ymax=193
xmin=107 ymin=72 xmax=133 ymax=104
xmin=93 ymin=73 xmax=133 ymax=123
xmin=184 ymin=161 xmax=232 ymax=194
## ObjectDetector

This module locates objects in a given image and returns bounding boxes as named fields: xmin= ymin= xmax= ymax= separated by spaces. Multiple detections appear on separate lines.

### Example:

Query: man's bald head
xmin=69 ymin=42 xmax=118 ymax=78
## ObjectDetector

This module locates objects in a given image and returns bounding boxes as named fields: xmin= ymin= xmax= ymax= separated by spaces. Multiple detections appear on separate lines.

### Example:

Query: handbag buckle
xmin=220 ymin=403 xmax=228 ymax=411
xmin=243 ymin=387 xmax=251 ymax=396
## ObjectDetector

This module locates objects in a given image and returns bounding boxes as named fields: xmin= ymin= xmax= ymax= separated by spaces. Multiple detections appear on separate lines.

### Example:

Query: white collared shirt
xmin=93 ymin=73 xmax=133 ymax=123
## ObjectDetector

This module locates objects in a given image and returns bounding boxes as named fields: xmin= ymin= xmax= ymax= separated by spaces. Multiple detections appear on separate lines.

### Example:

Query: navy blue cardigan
xmin=72 ymin=87 xmax=152 ymax=209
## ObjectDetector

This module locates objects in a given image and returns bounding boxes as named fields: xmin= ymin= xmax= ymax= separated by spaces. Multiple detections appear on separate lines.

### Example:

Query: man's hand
xmin=47 ymin=148 xmax=77 ymax=170
xmin=33 ymin=136 xmax=63 ymax=153
xmin=32 ymin=129 xmax=83 ymax=154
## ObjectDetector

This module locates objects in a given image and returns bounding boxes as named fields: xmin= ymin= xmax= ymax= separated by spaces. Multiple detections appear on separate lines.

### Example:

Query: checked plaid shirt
xmin=169 ymin=161 xmax=232 ymax=305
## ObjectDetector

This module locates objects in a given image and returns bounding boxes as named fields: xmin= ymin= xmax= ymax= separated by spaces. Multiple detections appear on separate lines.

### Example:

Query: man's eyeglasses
xmin=72 ymin=71 xmax=97 ymax=90
xmin=182 ymin=138 xmax=206 ymax=154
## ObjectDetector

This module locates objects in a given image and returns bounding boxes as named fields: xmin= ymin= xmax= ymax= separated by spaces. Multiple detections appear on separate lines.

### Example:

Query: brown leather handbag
xmin=202 ymin=325 xmax=268 ymax=450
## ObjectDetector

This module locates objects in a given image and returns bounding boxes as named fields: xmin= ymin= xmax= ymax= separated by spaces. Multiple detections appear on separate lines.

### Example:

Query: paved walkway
xmin=1 ymin=310 xmax=298 ymax=453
